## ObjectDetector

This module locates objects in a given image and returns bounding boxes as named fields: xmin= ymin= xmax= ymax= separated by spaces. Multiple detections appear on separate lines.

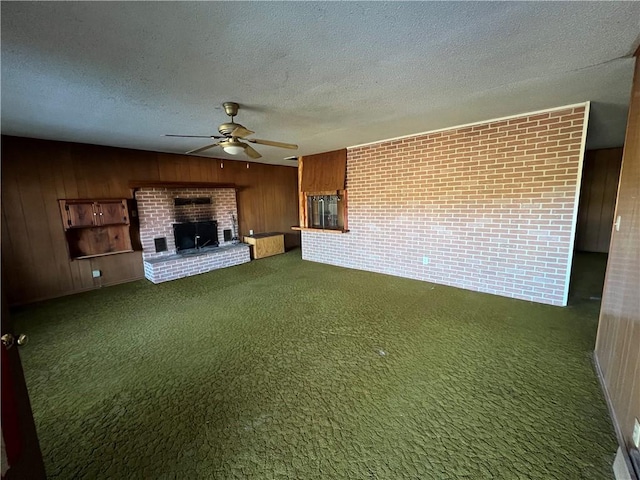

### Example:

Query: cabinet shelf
xmin=58 ymin=199 xmax=133 ymax=260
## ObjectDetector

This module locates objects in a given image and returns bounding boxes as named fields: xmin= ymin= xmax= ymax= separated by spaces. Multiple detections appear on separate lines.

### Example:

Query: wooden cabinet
xmin=60 ymin=199 xmax=128 ymax=229
xmin=58 ymin=199 xmax=133 ymax=259
xmin=243 ymin=233 xmax=285 ymax=259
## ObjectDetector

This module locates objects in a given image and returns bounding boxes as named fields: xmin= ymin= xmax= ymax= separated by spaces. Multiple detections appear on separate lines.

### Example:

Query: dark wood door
xmin=1 ymin=293 xmax=46 ymax=479
xmin=97 ymin=200 xmax=128 ymax=226
xmin=575 ymin=148 xmax=623 ymax=253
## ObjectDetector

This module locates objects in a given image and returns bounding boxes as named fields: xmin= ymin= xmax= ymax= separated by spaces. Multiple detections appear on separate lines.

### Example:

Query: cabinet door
xmin=66 ymin=202 xmax=96 ymax=228
xmin=97 ymin=200 xmax=128 ymax=226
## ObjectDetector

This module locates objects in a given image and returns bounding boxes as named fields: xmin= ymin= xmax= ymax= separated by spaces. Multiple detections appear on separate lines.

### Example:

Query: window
xmin=296 ymin=149 xmax=349 ymax=233
xmin=307 ymin=193 xmax=345 ymax=230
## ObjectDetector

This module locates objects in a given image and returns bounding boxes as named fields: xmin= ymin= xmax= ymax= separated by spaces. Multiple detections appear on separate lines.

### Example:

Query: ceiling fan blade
xmin=165 ymin=134 xmax=225 ymax=138
xmin=246 ymin=138 xmax=298 ymax=150
xmin=244 ymin=145 xmax=262 ymax=159
xmin=230 ymin=126 xmax=255 ymax=138
xmin=186 ymin=142 xmax=221 ymax=155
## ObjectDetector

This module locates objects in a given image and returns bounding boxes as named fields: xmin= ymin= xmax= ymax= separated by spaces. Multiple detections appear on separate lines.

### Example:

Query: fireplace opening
xmin=173 ymin=220 xmax=219 ymax=252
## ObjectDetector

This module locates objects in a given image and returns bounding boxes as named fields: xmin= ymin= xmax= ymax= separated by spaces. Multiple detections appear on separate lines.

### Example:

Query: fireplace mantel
xmin=129 ymin=180 xmax=242 ymax=191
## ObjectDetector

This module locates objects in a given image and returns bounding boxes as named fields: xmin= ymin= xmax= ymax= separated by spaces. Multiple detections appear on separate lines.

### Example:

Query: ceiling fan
xmin=165 ymin=102 xmax=298 ymax=159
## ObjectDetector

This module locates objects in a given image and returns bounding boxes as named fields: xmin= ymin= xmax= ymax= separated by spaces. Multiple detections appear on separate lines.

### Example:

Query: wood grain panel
xmin=15 ymin=143 xmax=66 ymax=300
xmin=1 ymin=136 xmax=299 ymax=305
xmin=300 ymin=149 xmax=347 ymax=192
xmin=90 ymin=251 xmax=144 ymax=288
xmin=1 ymin=155 xmax=39 ymax=302
xmin=595 ymin=57 xmax=640 ymax=456
xmin=575 ymin=148 xmax=623 ymax=252
xmin=41 ymin=144 xmax=94 ymax=292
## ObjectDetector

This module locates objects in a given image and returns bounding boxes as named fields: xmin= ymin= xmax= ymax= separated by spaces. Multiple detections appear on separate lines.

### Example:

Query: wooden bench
xmin=243 ymin=232 xmax=285 ymax=259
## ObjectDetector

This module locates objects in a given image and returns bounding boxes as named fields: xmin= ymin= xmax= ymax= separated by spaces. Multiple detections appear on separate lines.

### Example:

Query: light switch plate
xmin=92 ymin=270 xmax=101 ymax=278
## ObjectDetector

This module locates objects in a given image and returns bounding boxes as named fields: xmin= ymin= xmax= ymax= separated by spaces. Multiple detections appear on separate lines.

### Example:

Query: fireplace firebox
xmin=173 ymin=220 xmax=219 ymax=252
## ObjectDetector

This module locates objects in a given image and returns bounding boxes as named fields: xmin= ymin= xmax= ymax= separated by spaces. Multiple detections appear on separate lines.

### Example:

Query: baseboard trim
xmin=615 ymin=448 xmax=635 ymax=480
xmin=96 ymin=275 xmax=146 ymax=289
xmin=593 ymin=352 xmax=638 ymax=480
xmin=9 ymin=275 xmax=146 ymax=307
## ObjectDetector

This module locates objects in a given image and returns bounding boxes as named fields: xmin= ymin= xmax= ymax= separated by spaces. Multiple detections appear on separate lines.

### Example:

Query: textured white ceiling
xmin=2 ymin=2 xmax=639 ymax=166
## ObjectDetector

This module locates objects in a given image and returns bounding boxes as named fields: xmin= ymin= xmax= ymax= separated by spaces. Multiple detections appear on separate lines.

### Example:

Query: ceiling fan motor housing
xmin=219 ymin=102 xmax=243 ymax=136
xmin=218 ymin=122 xmax=242 ymax=136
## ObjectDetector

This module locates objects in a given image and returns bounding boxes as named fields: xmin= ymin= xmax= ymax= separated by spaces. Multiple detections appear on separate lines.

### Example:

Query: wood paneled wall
xmin=299 ymin=149 xmax=347 ymax=192
xmin=575 ymin=148 xmax=623 ymax=253
xmin=1 ymin=136 xmax=299 ymax=305
xmin=595 ymin=57 xmax=640 ymax=457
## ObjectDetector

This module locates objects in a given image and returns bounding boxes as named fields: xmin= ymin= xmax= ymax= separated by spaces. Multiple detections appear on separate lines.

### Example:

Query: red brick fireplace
xmin=135 ymin=186 xmax=250 ymax=283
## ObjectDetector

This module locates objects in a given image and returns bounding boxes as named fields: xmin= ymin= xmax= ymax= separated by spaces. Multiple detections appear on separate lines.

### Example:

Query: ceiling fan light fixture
xmin=221 ymin=140 xmax=246 ymax=155
xmin=223 ymin=145 xmax=245 ymax=155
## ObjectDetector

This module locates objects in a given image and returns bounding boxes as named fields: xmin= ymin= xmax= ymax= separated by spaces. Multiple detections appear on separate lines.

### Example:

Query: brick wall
xmin=136 ymin=187 xmax=238 ymax=260
xmin=302 ymin=105 xmax=588 ymax=306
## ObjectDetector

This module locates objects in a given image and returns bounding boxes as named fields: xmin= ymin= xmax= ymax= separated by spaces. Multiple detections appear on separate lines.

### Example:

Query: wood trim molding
xmin=297 ymin=190 xmax=348 ymax=231
xmin=305 ymin=190 xmax=340 ymax=196
xmin=128 ymin=180 xmax=239 ymax=190
xmin=298 ymin=158 xmax=306 ymax=227
xmin=291 ymin=226 xmax=349 ymax=234
xmin=593 ymin=353 xmax=638 ymax=480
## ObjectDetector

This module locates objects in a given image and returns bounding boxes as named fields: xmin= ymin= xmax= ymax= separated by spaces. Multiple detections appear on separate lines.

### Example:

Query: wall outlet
xmin=422 ymin=256 xmax=430 ymax=265
xmin=92 ymin=270 xmax=101 ymax=278
xmin=633 ymin=418 xmax=640 ymax=449
xmin=249 ymin=229 xmax=254 ymax=236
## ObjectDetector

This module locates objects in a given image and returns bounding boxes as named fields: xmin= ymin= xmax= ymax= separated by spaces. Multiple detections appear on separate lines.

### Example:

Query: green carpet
xmin=12 ymin=250 xmax=616 ymax=479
